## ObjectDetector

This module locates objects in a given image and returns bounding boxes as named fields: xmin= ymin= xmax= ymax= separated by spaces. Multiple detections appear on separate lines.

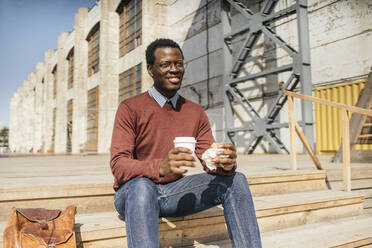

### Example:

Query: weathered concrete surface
xmin=0 ymin=153 xmax=370 ymax=187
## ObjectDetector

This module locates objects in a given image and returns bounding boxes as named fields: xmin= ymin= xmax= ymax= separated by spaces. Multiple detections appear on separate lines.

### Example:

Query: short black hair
xmin=145 ymin=38 xmax=184 ymax=66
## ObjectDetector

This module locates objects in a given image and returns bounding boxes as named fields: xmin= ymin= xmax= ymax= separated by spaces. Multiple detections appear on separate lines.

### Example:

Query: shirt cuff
xmin=222 ymin=163 xmax=237 ymax=174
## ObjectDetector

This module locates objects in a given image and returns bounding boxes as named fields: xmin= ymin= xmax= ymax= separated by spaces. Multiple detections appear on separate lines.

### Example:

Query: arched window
xmin=87 ymin=23 xmax=100 ymax=76
xmin=50 ymin=107 xmax=56 ymax=153
xmin=66 ymin=99 xmax=73 ymax=153
xmin=86 ymin=86 xmax=99 ymax=152
xmin=52 ymin=65 xmax=57 ymax=99
xmin=117 ymin=0 xmax=142 ymax=57
xmin=67 ymin=48 xmax=74 ymax=89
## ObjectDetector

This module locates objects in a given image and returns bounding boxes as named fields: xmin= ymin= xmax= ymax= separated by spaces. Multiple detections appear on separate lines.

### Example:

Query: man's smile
xmin=167 ymin=76 xmax=181 ymax=84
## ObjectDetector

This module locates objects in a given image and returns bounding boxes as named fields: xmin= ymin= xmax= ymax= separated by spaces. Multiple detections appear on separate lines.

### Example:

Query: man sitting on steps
xmin=110 ymin=38 xmax=261 ymax=248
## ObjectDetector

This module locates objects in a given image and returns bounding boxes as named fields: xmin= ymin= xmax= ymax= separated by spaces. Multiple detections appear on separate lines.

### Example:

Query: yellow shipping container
xmin=314 ymin=80 xmax=372 ymax=154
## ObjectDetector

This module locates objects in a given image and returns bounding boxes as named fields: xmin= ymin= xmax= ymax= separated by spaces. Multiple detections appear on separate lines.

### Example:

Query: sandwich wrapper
xmin=202 ymin=147 xmax=226 ymax=170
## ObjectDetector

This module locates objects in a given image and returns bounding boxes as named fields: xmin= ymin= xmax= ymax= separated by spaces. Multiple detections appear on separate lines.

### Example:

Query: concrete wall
xmin=98 ymin=0 xmax=120 ymax=153
xmin=9 ymin=0 xmax=372 ymax=154
xmin=170 ymin=0 xmax=226 ymax=141
xmin=73 ymin=8 xmax=89 ymax=153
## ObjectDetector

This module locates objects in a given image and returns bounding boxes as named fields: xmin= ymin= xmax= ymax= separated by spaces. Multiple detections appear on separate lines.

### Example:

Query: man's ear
xmin=147 ymin=64 xmax=154 ymax=78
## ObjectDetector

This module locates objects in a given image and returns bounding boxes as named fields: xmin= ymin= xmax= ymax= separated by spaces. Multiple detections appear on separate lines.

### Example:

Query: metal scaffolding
xmin=221 ymin=0 xmax=314 ymax=153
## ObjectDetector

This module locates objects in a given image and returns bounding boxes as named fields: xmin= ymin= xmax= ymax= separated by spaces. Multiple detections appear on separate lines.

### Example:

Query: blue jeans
xmin=114 ymin=172 xmax=262 ymax=248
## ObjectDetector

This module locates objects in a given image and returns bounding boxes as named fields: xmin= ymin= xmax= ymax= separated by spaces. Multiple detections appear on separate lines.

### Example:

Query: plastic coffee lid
xmin=173 ymin=137 xmax=196 ymax=143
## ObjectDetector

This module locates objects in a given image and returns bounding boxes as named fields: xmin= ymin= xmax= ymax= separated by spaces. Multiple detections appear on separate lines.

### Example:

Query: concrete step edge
xmin=261 ymin=214 xmax=372 ymax=248
xmin=182 ymin=215 xmax=372 ymax=248
xmin=0 ymin=190 xmax=363 ymax=243
xmin=0 ymin=170 xmax=326 ymax=201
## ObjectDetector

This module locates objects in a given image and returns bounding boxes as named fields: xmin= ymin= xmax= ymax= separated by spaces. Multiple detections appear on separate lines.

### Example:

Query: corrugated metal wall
xmin=314 ymin=80 xmax=372 ymax=154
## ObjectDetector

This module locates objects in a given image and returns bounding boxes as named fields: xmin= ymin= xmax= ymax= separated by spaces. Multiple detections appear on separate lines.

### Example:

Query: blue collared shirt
xmin=148 ymin=86 xmax=179 ymax=109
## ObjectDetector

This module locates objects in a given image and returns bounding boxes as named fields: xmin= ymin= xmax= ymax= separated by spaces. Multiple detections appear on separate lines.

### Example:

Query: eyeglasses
xmin=156 ymin=61 xmax=186 ymax=71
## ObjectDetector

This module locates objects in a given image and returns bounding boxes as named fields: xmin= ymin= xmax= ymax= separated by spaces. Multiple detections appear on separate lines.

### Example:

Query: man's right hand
xmin=159 ymin=147 xmax=196 ymax=177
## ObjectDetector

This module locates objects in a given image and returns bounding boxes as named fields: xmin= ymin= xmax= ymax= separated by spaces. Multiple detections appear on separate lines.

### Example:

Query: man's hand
xmin=159 ymin=147 xmax=196 ymax=177
xmin=212 ymin=143 xmax=237 ymax=171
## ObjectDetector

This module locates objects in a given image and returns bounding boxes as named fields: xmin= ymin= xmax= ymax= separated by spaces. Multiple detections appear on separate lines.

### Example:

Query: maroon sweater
xmin=110 ymin=92 xmax=232 ymax=191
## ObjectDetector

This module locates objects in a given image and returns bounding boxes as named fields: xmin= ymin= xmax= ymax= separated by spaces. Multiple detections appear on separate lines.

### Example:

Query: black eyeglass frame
xmin=154 ymin=60 xmax=187 ymax=71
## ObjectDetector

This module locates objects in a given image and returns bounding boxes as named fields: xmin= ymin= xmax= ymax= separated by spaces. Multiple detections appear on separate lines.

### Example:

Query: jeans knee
xmin=234 ymin=172 xmax=247 ymax=185
xmin=126 ymin=177 xmax=158 ymax=207
xmin=231 ymin=172 xmax=251 ymax=194
xmin=115 ymin=177 xmax=159 ymax=217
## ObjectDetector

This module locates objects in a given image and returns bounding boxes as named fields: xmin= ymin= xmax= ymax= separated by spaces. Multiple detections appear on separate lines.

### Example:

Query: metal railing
xmin=284 ymin=90 xmax=372 ymax=192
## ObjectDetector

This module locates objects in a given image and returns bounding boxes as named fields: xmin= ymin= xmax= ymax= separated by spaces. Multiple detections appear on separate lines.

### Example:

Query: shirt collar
xmin=148 ymin=86 xmax=179 ymax=109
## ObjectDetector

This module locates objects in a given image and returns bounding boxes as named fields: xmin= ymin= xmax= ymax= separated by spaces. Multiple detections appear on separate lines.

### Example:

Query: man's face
xmin=147 ymin=47 xmax=184 ymax=98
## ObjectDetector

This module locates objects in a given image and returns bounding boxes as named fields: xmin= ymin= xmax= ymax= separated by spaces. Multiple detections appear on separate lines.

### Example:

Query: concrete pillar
xmin=141 ymin=1 xmax=169 ymax=91
xmin=9 ymin=93 xmax=19 ymax=152
xmin=18 ymin=82 xmax=32 ymax=152
xmin=15 ymin=88 xmax=23 ymax=152
xmin=13 ymin=89 xmax=21 ymax=152
xmin=27 ymin=73 xmax=37 ymax=153
xmin=72 ymin=8 xmax=89 ymax=153
xmin=44 ymin=50 xmax=57 ymax=153
xmin=18 ymin=84 xmax=26 ymax=152
xmin=19 ymin=87 xmax=26 ymax=152
xmin=34 ymin=62 xmax=46 ymax=153
xmin=55 ymin=32 xmax=69 ymax=153
xmin=19 ymin=82 xmax=27 ymax=152
xmin=98 ymin=0 xmax=119 ymax=153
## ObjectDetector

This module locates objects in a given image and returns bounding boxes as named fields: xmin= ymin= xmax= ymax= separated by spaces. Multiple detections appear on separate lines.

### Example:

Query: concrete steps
xmin=0 ymin=170 xmax=327 ymax=221
xmin=1 ymin=168 xmax=371 ymax=247
xmin=0 ymin=183 xmax=115 ymax=221
xmin=0 ymin=189 xmax=364 ymax=247
xmin=326 ymin=166 xmax=372 ymax=213
xmin=188 ymin=215 xmax=372 ymax=248
xmin=263 ymin=214 xmax=372 ymax=248
xmin=69 ymin=190 xmax=364 ymax=247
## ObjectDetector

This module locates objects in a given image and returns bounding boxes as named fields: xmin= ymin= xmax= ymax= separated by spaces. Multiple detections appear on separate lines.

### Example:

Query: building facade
xmin=9 ymin=0 xmax=372 ymax=154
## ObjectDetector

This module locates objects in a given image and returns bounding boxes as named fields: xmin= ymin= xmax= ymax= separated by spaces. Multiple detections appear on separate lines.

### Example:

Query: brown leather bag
xmin=3 ymin=205 xmax=77 ymax=248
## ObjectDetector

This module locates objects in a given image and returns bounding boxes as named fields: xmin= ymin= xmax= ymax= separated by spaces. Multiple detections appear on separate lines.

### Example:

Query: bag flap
xmin=17 ymin=208 xmax=61 ymax=223
xmin=22 ymin=225 xmax=73 ymax=245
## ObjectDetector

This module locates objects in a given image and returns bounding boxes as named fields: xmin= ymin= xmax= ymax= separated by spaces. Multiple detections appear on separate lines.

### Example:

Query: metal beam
xmin=225 ymin=0 xmax=254 ymax=19
xmin=227 ymin=121 xmax=289 ymax=132
xmin=297 ymin=0 xmax=315 ymax=150
xmin=224 ymin=25 xmax=250 ymax=40
xmin=262 ymin=26 xmax=298 ymax=56
xmin=263 ymin=3 xmax=297 ymax=23
xmin=261 ymin=0 xmax=279 ymax=15
xmin=222 ymin=0 xmax=314 ymax=154
xmin=266 ymin=73 xmax=299 ymax=123
xmin=266 ymin=122 xmax=289 ymax=129
xmin=231 ymin=31 xmax=261 ymax=76
xmin=227 ymin=87 xmax=261 ymax=119
xmin=231 ymin=64 xmax=293 ymax=84
xmin=227 ymin=126 xmax=255 ymax=133
xmin=221 ymin=0 xmax=234 ymax=143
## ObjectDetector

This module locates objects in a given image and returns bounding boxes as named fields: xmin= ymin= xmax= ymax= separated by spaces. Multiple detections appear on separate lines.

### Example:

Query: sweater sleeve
xmin=195 ymin=109 xmax=236 ymax=176
xmin=110 ymin=103 xmax=162 ymax=188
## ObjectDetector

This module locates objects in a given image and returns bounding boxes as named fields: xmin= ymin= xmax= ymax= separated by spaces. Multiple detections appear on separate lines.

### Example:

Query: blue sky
xmin=0 ymin=0 xmax=97 ymax=127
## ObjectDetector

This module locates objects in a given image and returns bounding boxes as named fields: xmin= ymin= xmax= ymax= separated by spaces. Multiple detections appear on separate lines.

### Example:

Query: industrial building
xmin=9 ymin=0 xmax=372 ymax=154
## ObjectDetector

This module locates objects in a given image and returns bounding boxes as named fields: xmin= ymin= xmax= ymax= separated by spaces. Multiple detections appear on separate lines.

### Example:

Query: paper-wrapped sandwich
xmin=202 ymin=143 xmax=228 ymax=170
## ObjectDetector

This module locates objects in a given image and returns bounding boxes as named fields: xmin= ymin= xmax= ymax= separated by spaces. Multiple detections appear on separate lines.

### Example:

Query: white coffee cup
xmin=173 ymin=137 xmax=196 ymax=153
xmin=173 ymin=137 xmax=200 ymax=172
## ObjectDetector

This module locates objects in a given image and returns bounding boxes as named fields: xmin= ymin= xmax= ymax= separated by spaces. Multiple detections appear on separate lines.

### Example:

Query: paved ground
xmin=0 ymin=153 xmax=370 ymax=188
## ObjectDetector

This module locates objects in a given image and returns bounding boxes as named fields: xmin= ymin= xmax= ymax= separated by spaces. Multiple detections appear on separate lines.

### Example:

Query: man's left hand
xmin=212 ymin=143 xmax=237 ymax=171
